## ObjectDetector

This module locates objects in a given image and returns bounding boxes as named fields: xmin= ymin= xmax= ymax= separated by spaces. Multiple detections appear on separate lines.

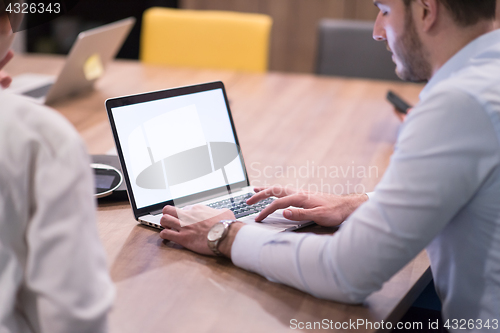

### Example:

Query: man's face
xmin=0 ymin=14 xmax=15 ymax=61
xmin=373 ymin=0 xmax=432 ymax=82
xmin=496 ymin=0 xmax=500 ymax=29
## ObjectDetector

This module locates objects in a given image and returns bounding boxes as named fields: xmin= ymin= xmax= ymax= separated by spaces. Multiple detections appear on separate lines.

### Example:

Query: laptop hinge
xmin=150 ymin=209 xmax=163 ymax=216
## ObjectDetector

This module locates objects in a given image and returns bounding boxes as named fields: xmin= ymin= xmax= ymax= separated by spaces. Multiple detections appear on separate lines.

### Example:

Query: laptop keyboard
xmin=207 ymin=193 xmax=275 ymax=218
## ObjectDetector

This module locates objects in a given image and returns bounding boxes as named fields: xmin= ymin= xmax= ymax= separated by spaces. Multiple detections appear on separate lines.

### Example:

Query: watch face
xmin=208 ymin=223 xmax=226 ymax=241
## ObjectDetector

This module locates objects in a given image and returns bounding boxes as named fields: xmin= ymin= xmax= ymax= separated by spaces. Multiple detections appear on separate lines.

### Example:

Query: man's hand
xmin=393 ymin=107 xmax=413 ymax=122
xmin=0 ymin=50 xmax=13 ymax=89
xmin=159 ymin=204 xmax=242 ymax=257
xmin=247 ymin=186 xmax=368 ymax=227
xmin=393 ymin=108 xmax=407 ymax=122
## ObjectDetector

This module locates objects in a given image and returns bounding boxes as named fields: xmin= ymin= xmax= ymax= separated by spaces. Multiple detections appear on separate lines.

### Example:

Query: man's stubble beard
xmin=393 ymin=8 xmax=432 ymax=82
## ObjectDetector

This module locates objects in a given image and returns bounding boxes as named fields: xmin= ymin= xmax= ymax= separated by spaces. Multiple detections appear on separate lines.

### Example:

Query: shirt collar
xmin=419 ymin=29 xmax=500 ymax=100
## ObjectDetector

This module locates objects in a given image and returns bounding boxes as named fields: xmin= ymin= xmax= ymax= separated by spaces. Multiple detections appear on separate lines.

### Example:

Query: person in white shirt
xmin=160 ymin=0 xmax=500 ymax=329
xmin=0 ymin=11 xmax=114 ymax=333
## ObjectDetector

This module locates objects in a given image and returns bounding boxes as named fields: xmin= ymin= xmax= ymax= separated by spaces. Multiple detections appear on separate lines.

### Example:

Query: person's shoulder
xmin=435 ymin=59 xmax=500 ymax=107
xmin=419 ymin=72 xmax=500 ymax=127
xmin=0 ymin=91 xmax=82 ymax=151
xmin=401 ymin=83 xmax=500 ymax=153
xmin=414 ymin=84 xmax=482 ymax=117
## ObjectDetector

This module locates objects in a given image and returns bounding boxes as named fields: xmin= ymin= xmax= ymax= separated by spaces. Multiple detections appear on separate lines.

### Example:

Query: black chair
xmin=316 ymin=19 xmax=401 ymax=81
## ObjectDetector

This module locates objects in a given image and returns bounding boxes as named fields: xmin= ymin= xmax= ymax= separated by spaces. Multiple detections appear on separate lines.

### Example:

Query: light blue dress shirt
xmin=231 ymin=29 xmax=500 ymax=328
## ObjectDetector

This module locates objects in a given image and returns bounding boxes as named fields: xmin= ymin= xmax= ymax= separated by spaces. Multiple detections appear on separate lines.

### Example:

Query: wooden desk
xmin=6 ymin=55 xmax=430 ymax=333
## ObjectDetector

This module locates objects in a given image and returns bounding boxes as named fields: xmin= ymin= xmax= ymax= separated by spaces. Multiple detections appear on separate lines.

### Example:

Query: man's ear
xmin=413 ymin=0 xmax=439 ymax=32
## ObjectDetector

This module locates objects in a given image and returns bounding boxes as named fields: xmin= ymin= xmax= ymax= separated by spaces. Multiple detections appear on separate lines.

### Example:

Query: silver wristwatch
xmin=207 ymin=220 xmax=237 ymax=256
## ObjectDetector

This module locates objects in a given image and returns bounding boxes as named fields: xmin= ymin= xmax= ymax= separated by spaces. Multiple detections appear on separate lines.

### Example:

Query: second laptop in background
xmin=8 ymin=17 xmax=135 ymax=105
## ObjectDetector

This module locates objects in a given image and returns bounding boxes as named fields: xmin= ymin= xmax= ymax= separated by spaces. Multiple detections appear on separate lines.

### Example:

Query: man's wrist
xmin=348 ymin=193 xmax=369 ymax=204
xmin=341 ymin=193 xmax=369 ymax=220
xmin=218 ymin=221 xmax=244 ymax=258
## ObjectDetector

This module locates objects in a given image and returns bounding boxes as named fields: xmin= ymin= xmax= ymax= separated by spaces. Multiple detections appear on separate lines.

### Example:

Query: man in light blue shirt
xmin=159 ymin=0 xmax=500 ymax=328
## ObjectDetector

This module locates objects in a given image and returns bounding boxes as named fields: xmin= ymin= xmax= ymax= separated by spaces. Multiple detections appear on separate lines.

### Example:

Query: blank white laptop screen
xmin=110 ymin=88 xmax=246 ymax=209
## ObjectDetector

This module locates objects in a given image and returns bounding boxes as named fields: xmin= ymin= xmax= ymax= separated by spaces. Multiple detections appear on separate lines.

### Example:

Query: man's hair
xmin=403 ymin=0 xmax=496 ymax=26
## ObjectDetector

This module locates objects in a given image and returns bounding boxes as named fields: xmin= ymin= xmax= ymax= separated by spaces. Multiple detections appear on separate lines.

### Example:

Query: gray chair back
xmin=316 ymin=19 xmax=401 ymax=81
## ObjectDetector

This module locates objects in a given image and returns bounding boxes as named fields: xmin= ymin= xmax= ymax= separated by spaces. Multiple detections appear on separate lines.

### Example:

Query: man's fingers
xmin=162 ymin=204 xmax=179 ymax=218
xmin=0 ymin=73 xmax=12 ymax=89
xmin=0 ymin=50 xmax=14 ymax=69
xmin=252 ymin=187 xmax=268 ymax=193
xmin=160 ymin=214 xmax=182 ymax=231
xmin=255 ymin=196 xmax=302 ymax=222
xmin=393 ymin=107 xmax=408 ymax=122
xmin=283 ymin=208 xmax=315 ymax=221
xmin=0 ymin=50 xmax=13 ymax=88
xmin=247 ymin=186 xmax=295 ymax=205
xmin=246 ymin=190 xmax=271 ymax=205
xmin=159 ymin=228 xmax=182 ymax=243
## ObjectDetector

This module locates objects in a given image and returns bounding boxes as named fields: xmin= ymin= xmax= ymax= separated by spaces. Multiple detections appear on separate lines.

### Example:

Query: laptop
xmin=8 ymin=17 xmax=135 ymax=105
xmin=105 ymin=81 xmax=313 ymax=232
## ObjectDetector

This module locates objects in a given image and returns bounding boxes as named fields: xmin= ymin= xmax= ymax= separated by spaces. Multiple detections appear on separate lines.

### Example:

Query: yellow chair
xmin=140 ymin=8 xmax=272 ymax=72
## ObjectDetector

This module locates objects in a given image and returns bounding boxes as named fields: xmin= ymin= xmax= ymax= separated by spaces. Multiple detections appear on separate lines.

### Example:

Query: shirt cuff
xmin=231 ymin=225 xmax=277 ymax=275
xmin=365 ymin=191 xmax=375 ymax=199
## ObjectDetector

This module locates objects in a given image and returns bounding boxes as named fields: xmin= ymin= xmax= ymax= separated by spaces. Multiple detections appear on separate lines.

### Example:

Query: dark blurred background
xmin=21 ymin=0 xmax=385 ymax=73
xmin=26 ymin=0 xmax=178 ymax=59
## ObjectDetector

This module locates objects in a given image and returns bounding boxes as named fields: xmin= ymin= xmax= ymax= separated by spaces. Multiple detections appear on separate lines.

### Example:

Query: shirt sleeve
xmin=22 ymin=121 xmax=114 ymax=333
xmin=232 ymin=87 xmax=500 ymax=303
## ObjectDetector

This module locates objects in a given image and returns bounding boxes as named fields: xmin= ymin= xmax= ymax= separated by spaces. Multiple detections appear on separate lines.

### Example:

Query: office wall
xmin=180 ymin=0 xmax=379 ymax=73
